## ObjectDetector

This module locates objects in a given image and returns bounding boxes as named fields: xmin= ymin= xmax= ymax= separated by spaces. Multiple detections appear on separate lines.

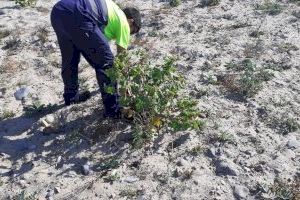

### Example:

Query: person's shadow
xmin=0 ymin=92 xmax=132 ymax=179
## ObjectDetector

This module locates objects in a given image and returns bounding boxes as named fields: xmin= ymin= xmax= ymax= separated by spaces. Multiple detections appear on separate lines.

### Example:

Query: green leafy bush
xmin=105 ymin=51 xmax=203 ymax=147
xmin=15 ymin=0 xmax=37 ymax=7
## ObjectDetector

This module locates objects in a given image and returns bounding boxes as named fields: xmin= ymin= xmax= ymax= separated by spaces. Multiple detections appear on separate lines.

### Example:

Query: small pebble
xmin=206 ymin=147 xmax=218 ymax=158
xmin=287 ymin=139 xmax=300 ymax=149
xmin=45 ymin=115 xmax=55 ymax=124
xmin=66 ymin=170 xmax=77 ymax=178
xmin=215 ymin=159 xmax=240 ymax=176
xmin=57 ymin=156 xmax=62 ymax=163
xmin=14 ymin=87 xmax=30 ymax=100
xmin=122 ymin=176 xmax=139 ymax=183
xmin=45 ymin=189 xmax=54 ymax=200
xmin=281 ymin=149 xmax=296 ymax=159
xmin=177 ymin=158 xmax=189 ymax=167
xmin=18 ymin=180 xmax=27 ymax=188
xmin=54 ymin=187 xmax=60 ymax=194
xmin=82 ymin=163 xmax=92 ymax=175
xmin=233 ymin=185 xmax=249 ymax=199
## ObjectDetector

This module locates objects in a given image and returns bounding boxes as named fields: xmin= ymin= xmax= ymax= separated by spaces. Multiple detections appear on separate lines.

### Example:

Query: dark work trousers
xmin=50 ymin=0 xmax=119 ymax=115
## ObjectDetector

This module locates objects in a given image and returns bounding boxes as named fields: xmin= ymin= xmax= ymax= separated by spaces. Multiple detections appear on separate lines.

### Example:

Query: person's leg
xmin=73 ymin=27 xmax=119 ymax=116
xmin=51 ymin=4 xmax=87 ymax=105
xmin=58 ymin=37 xmax=81 ymax=104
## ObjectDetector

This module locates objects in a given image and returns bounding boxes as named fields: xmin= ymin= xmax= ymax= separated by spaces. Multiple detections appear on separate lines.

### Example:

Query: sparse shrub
xmin=181 ymin=169 xmax=194 ymax=180
xmin=199 ymin=0 xmax=221 ymax=7
xmin=211 ymin=131 xmax=235 ymax=144
xmin=249 ymin=30 xmax=264 ymax=38
xmin=255 ymin=0 xmax=283 ymax=15
xmin=207 ymin=74 xmax=218 ymax=85
xmin=23 ymin=101 xmax=58 ymax=117
xmin=36 ymin=26 xmax=49 ymax=44
xmin=15 ymin=0 xmax=37 ymax=7
xmin=0 ymin=179 xmax=3 ymax=186
xmin=50 ymin=60 xmax=60 ymax=68
xmin=222 ymin=59 xmax=274 ymax=97
xmin=264 ymin=60 xmax=291 ymax=72
xmin=0 ymin=30 xmax=11 ymax=41
xmin=289 ymin=0 xmax=300 ymax=5
xmin=230 ymin=22 xmax=251 ymax=29
xmin=94 ymin=157 xmax=120 ymax=171
xmin=292 ymin=10 xmax=300 ymax=18
xmin=189 ymin=145 xmax=205 ymax=156
xmin=243 ymin=40 xmax=265 ymax=58
xmin=131 ymin=125 xmax=153 ymax=148
xmin=238 ymin=66 xmax=273 ymax=97
xmin=0 ymin=110 xmax=16 ymax=121
xmin=120 ymin=188 xmax=142 ymax=198
xmin=277 ymin=43 xmax=299 ymax=53
xmin=256 ymin=69 xmax=274 ymax=81
xmin=170 ymin=0 xmax=181 ymax=7
xmin=225 ymin=59 xmax=253 ymax=71
xmin=267 ymin=117 xmax=299 ymax=135
xmin=148 ymin=31 xmax=158 ymax=37
xmin=105 ymin=51 xmax=203 ymax=147
xmin=65 ymin=129 xmax=82 ymax=143
xmin=13 ymin=190 xmax=37 ymax=200
xmin=189 ymin=87 xmax=208 ymax=99
xmin=278 ymin=118 xmax=300 ymax=135
xmin=104 ymin=172 xmax=120 ymax=183
xmin=2 ymin=37 xmax=21 ymax=51
xmin=267 ymin=178 xmax=300 ymax=200
xmin=36 ymin=6 xmax=49 ymax=13
xmin=79 ymin=76 xmax=89 ymax=91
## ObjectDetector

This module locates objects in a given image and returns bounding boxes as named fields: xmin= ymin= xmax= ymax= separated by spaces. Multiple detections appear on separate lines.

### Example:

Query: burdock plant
xmin=105 ymin=51 xmax=204 ymax=147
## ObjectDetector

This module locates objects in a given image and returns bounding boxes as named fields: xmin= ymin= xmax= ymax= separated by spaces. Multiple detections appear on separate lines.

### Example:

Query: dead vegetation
xmin=35 ymin=26 xmax=49 ymax=44
xmin=199 ymin=0 xmax=221 ymax=8
xmin=0 ymin=110 xmax=16 ymax=121
xmin=264 ymin=178 xmax=300 ymax=200
xmin=255 ymin=0 xmax=283 ymax=16
xmin=2 ymin=36 xmax=21 ymax=52
xmin=0 ymin=56 xmax=22 ymax=74
xmin=219 ymin=59 xmax=274 ymax=98
xmin=0 ymin=29 xmax=11 ymax=41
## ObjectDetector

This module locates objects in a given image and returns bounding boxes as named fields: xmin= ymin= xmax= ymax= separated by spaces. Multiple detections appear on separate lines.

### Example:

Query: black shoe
xmin=64 ymin=91 xmax=91 ymax=106
xmin=103 ymin=107 xmax=134 ymax=120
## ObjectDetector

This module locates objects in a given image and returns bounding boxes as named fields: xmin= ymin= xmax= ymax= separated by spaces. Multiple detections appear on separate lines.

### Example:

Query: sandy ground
xmin=0 ymin=0 xmax=300 ymax=199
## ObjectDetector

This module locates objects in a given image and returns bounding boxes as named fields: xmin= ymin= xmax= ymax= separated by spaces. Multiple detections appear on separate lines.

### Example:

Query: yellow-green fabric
xmin=104 ymin=0 xmax=130 ymax=49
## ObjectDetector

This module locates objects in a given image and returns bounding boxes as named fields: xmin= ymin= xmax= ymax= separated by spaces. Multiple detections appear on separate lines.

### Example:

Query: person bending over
xmin=51 ymin=0 xmax=141 ymax=118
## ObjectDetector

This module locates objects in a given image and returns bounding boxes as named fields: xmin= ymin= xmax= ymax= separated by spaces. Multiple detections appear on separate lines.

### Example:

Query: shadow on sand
xmin=0 ymin=96 xmax=133 ymax=180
